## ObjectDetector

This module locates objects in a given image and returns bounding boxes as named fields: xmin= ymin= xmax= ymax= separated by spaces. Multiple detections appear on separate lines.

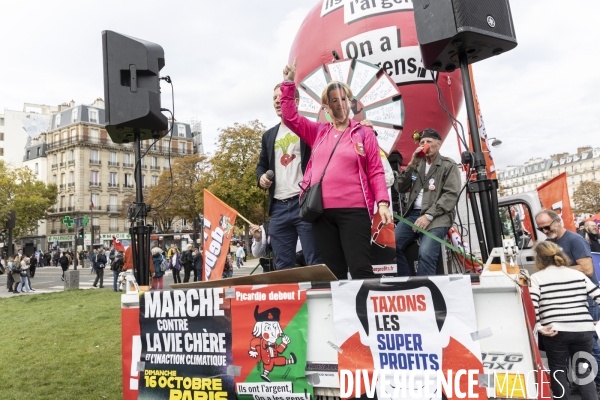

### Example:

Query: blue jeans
xmin=269 ymin=197 xmax=322 ymax=270
xmin=395 ymin=208 xmax=448 ymax=276
xmin=113 ymin=271 xmax=119 ymax=291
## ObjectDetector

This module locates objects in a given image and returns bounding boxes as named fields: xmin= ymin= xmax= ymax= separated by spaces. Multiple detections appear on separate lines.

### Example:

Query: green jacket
xmin=394 ymin=154 xmax=461 ymax=231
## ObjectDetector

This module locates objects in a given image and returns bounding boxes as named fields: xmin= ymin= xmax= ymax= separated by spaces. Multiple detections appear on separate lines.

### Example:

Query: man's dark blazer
xmin=256 ymin=123 xmax=311 ymax=215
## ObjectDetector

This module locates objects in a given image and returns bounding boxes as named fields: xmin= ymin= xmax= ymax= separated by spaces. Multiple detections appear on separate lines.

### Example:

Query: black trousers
xmin=542 ymin=330 xmax=597 ymax=400
xmin=93 ymin=268 xmax=104 ymax=287
xmin=183 ymin=264 xmax=194 ymax=283
xmin=311 ymin=208 xmax=375 ymax=280
xmin=172 ymin=268 xmax=181 ymax=284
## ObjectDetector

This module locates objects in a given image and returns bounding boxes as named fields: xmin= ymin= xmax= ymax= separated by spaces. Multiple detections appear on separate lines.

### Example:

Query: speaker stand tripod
xmin=129 ymin=132 xmax=153 ymax=286
xmin=459 ymin=52 xmax=503 ymax=263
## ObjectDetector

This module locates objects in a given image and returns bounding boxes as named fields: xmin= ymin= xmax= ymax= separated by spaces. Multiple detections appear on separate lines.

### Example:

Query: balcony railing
xmin=51 ymin=164 xmax=58 ymax=169
xmin=108 ymin=183 xmax=119 ymax=188
xmin=89 ymin=206 xmax=102 ymax=211
xmin=68 ymin=228 xmax=74 ymax=233
xmin=89 ymin=159 xmax=101 ymax=165
xmin=150 ymin=165 xmax=160 ymax=170
xmin=68 ymin=160 xmax=75 ymax=165
xmin=59 ymin=162 xmax=65 ymax=167
xmin=108 ymin=161 xmax=119 ymax=167
xmin=50 ymin=229 xmax=57 ymax=234
xmin=124 ymin=184 xmax=134 ymax=189
xmin=141 ymin=164 xmax=147 ymax=169
xmin=68 ymin=182 xmax=75 ymax=188
xmin=90 ymin=181 xmax=101 ymax=187
xmin=123 ymin=162 xmax=134 ymax=168
xmin=67 ymin=206 xmax=74 ymax=211
xmin=59 ymin=228 xmax=66 ymax=233
xmin=109 ymin=226 xmax=119 ymax=232
xmin=59 ymin=184 xmax=65 ymax=189
xmin=59 ymin=207 xmax=66 ymax=212
xmin=107 ymin=205 xmax=122 ymax=212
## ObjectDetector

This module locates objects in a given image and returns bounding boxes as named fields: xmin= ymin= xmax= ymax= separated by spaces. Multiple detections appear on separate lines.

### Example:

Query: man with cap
xmin=393 ymin=128 xmax=461 ymax=276
xmin=248 ymin=305 xmax=297 ymax=382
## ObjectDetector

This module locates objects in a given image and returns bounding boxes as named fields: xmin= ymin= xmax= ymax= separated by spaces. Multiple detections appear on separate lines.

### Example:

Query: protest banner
xmin=331 ymin=276 xmax=487 ymax=400
xmin=537 ymin=172 xmax=576 ymax=232
xmin=138 ymin=288 xmax=234 ymax=399
xmin=203 ymin=189 xmax=238 ymax=280
xmin=231 ymin=284 xmax=312 ymax=400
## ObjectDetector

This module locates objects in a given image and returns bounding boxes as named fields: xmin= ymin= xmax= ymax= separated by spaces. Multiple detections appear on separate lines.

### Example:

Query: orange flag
xmin=203 ymin=189 xmax=238 ymax=280
xmin=537 ymin=172 xmax=576 ymax=232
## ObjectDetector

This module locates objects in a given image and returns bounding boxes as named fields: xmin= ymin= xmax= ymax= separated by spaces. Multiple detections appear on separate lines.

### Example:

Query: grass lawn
xmin=0 ymin=289 xmax=124 ymax=400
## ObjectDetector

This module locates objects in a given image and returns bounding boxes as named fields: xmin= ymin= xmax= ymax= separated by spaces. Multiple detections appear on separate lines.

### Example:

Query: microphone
xmin=265 ymin=170 xmax=274 ymax=181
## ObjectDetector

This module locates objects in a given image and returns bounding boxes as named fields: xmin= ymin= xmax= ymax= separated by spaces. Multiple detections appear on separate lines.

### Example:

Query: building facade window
xmin=69 ymin=171 xmax=74 ymax=183
xmin=55 ymin=114 xmax=61 ymax=128
xmin=179 ymin=142 xmax=185 ymax=154
xmin=124 ymin=173 xmax=133 ymax=187
xmin=110 ymin=217 xmax=119 ymax=231
xmin=91 ymin=171 xmax=99 ymax=185
xmin=72 ymin=108 xmax=78 ymax=122
xmin=152 ymin=176 xmax=158 ymax=186
xmin=34 ymin=163 xmax=38 ymax=174
xmin=89 ymin=128 xmax=99 ymax=141
xmin=178 ymin=124 xmax=186 ymax=138
xmin=90 ymin=149 xmax=99 ymax=163
xmin=91 ymin=194 xmax=100 ymax=210
xmin=110 ymin=172 xmax=118 ymax=186
xmin=89 ymin=108 xmax=99 ymax=124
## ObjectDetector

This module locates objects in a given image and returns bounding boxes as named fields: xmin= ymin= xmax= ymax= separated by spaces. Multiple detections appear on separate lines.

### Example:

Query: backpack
xmin=160 ymin=255 xmax=169 ymax=272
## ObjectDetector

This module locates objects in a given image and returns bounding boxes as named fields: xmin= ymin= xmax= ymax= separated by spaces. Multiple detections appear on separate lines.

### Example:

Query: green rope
xmin=393 ymin=213 xmax=484 ymax=266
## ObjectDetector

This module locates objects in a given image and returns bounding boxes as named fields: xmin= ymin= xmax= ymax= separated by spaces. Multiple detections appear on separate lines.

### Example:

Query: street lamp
xmin=488 ymin=137 xmax=502 ymax=147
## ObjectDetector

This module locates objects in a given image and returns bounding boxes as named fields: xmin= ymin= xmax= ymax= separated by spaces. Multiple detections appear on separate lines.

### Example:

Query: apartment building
xmin=497 ymin=146 xmax=600 ymax=204
xmin=44 ymin=99 xmax=195 ymax=249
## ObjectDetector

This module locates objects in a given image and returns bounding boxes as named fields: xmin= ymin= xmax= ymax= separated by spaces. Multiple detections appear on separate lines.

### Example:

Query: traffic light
xmin=0 ymin=229 xmax=6 ymax=238
xmin=78 ymin=228 xmax=84 ymax=239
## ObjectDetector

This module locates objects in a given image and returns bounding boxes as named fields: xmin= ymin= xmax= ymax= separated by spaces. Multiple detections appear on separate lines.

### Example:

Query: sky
xmin=1 ymin=0 xmax=599 ymax=169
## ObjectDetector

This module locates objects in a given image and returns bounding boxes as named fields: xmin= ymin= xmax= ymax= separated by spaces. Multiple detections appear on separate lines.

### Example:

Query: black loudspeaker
xmin=413 ymin=0 xmax=517 ymax=71
xmin=102 ymin=31 xmax=168 ymax=143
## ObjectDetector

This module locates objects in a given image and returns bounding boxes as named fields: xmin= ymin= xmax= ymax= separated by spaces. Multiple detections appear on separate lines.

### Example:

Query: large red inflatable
xmin=289 ymin=0 xmax=464 ymax=164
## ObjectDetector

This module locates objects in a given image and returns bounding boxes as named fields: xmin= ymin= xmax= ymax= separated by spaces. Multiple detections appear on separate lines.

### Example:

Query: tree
xmin=202 ymin=120 xmax=266 ymax=224
xmin=121 ymin=155 xmax=210 ymax=233
xmin=0 ymin=161 xmax=58 ymax=239
xmin=573 ymin=181 xmax=600 ymax=215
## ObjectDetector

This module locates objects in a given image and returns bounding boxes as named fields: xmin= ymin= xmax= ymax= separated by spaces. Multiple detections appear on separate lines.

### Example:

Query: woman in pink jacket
xmin=280 ymin=59 xmax=392 ymax=279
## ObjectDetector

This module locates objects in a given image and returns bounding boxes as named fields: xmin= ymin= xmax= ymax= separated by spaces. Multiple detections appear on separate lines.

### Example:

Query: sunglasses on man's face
xmin=537 ymin=220 xmax=558 ymax=233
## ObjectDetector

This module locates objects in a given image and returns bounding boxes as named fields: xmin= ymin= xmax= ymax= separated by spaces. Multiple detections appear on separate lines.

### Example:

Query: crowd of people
xmin=250 ymin=61 xmax=600 ymax=398
xmin=253 ymin=59 xmax=459 ymax=279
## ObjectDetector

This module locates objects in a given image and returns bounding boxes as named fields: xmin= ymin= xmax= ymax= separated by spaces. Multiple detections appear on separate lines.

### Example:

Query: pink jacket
xmin=280 ymin=81 xmax=389 ymax=219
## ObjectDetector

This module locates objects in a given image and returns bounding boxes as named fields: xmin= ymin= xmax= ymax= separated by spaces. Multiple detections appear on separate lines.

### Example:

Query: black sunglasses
xmin=537 ymin=219 xmax=558 ymax=233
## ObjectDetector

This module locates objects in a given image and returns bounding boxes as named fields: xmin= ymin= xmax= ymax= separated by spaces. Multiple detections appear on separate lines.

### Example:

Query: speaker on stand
xmin=413 ymin=0 xmax=517 ymax=262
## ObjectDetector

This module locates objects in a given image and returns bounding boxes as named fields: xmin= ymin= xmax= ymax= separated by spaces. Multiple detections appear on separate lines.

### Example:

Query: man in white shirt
xmin=255 ymin=84 xmax=322 ymax=270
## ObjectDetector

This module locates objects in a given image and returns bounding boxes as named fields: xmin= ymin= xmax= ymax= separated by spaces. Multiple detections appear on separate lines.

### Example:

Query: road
xmin=0 ymin=258 xmax=263 ymax=298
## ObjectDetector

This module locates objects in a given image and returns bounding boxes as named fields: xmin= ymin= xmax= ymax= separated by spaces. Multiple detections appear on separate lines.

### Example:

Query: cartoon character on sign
xmin=219 ymin=215 xmax=234 ymax=239
xmin=248 ymin=305 xmax=297 ymax=382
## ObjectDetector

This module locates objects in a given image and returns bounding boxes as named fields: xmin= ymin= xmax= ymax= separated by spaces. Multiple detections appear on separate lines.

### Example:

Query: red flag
xmin=112 ymin=236 xmax=125 ymax=252
xmin=537 ymin=172 xmax=576 ymax=232
xmin=203 ymin=189 xmax=238 ymax=280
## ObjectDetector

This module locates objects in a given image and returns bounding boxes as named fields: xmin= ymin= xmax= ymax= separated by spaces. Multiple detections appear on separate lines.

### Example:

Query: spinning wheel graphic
xmin=297 ymin=58 xmax=404 ymax=155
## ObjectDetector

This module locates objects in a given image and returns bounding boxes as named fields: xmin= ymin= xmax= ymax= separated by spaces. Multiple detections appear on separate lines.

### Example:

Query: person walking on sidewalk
xmin=181 ymin=244 xmax=195 ymax=283
xmin=59 ymin=252 xmax=70 ymax=281
xmin=235 ymin=244 xmax=245 ymax=269
xmin=93 ymin=249 xmax=107 ymax=288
